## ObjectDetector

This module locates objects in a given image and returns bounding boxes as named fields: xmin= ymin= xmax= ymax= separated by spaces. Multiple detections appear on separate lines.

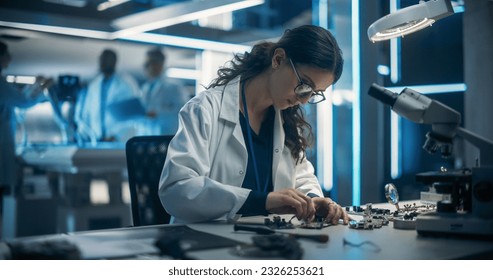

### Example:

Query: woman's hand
xmin=266 ymin=189 xmax=316 ymax=220
xmin=312 ymin=197 xmax=350 ymax=225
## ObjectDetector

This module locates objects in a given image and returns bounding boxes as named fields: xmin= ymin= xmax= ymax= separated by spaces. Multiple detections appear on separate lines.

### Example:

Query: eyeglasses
xmin=289 ymin=59 xmax=326 ymax=104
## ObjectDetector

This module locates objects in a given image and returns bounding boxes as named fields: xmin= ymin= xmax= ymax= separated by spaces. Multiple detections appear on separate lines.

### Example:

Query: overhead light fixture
xmin=121 ymin=32 xmax=251 ymax=53
xmin=97 ymin=0 xmax=131 ymax=12
xmin=43 ymin=0 xmax=87 ymax=8
xmin=0 ymin=20 xmax=250 ymax=53
xmin=0 ymin=0 xmax=258 ymax=53
xmin=367 ymin=0 xmax=454 ymax=42
xmin=111 ymin=0 xmax=264 ymax=38
xmin=0 ymin=20 xmax=111 ymax=40
xmin=6 ymin=75 xmax=37 ymax=84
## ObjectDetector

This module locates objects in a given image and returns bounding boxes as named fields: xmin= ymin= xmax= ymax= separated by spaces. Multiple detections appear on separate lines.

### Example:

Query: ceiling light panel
xmin=111 ymin=0 xmax=264 ymax=38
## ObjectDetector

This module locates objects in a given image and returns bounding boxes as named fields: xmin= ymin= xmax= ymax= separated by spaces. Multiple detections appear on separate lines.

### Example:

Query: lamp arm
xmin=456 ymin=126 xmax=493 ymax=167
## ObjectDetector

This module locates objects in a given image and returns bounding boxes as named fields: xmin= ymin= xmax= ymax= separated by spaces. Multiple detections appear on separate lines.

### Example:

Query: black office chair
xmin=125 ymin=135 xmax=174 ymax=226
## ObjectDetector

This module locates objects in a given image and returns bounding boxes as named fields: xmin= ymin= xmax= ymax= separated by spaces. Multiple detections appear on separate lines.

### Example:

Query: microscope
xmin=368 ymin=84 xmax=493 ymax=238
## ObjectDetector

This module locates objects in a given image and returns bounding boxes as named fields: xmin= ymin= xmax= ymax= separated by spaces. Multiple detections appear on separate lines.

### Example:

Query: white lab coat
xmin=138 ymin=77 xmax=189 ymax=136
xmin=78 ymin=73 xmax=140 ymax=142
xmin=0 ymin=76 xmax=44 ymax=186
xmin=159 ymin=76 xmax=323 ymax=224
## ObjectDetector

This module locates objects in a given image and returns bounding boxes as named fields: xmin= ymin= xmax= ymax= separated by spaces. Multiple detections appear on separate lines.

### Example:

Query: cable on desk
xmin=342 ymin=238 xmax=381 ymax=253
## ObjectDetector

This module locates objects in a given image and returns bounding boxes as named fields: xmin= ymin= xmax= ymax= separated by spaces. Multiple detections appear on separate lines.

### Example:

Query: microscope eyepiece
xmin=368 ymin=83 xmax=398 ymax=107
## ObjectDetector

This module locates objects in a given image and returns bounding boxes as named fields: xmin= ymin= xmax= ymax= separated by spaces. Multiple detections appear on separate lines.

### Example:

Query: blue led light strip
xmin=390 ymin=0 xmax=402 ymax=179
xmin=351 ymin=0 xmax=361 ymax=206
xmin=313 ymin=0 xmax=334 ymax=192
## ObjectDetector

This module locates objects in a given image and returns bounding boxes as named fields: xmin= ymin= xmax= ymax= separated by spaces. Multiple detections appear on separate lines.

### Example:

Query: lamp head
xmin=368 ymin=0 xmax=454 ymax=42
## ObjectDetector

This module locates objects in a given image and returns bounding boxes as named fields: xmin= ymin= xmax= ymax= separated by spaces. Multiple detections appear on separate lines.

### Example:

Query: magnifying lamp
xmin=368 ymin=0 xmax=454 ymax=42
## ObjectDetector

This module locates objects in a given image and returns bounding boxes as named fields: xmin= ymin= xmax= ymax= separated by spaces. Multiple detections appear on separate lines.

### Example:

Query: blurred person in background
xmin=138 ymin=47 xmax=189 ymax=136
xmin=0 ymin=40 xmax=53 ymax=190
xmin=75 ymin=48 xmax=141 ymax=205
xmin=77 ymin=48 xmax=140 ymax=142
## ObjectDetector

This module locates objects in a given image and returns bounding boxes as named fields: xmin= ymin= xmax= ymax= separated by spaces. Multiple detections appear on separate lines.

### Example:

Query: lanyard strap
xmin=241 ymin=81 xmax=270 ymax=193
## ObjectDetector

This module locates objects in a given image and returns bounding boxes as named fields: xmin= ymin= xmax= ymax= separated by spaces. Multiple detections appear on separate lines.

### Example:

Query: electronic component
xmin=348 ymin=204 xmax=389 ymax=230
xmin=264 ymin=216 xmax=295 ymax=229
xmin=345 ymin=205 xmax=391 ymax=216
xmin=299 ymin=216 xmax=330 ymax=229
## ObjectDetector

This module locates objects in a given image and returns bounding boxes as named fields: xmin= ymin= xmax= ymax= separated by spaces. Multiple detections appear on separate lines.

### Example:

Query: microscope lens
xmin=441 ymin=144 xmax=452 ymax=158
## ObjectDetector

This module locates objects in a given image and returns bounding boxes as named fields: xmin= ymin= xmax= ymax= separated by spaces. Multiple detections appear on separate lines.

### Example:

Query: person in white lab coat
xmin=78 ymin=48 xmax=140 ymax=142
xmin=159 ymin=25 xmax=349 ymax=224
xmin=138 ymin=47 xmax=189 ymax=136
xmin=0 ymin=40 xmax=53 ymax=189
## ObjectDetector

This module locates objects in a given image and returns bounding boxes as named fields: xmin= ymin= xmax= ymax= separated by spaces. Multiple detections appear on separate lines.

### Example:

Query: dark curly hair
xmin=207 ymin=25 xmax=343 ymax=163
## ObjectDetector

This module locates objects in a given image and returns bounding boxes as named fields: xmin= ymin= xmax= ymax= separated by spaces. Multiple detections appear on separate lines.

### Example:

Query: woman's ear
xmin=272 ymin=48 xmax=286 ymax=69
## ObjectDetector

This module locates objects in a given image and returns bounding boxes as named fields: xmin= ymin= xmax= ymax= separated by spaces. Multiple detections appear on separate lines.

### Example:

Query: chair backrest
xmin=125 ymin=135 xmax=174 ymax=226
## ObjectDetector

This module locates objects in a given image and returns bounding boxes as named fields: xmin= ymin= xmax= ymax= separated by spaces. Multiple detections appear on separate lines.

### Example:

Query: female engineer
xmin=159 ymin=25 xmax=349 ymax=225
